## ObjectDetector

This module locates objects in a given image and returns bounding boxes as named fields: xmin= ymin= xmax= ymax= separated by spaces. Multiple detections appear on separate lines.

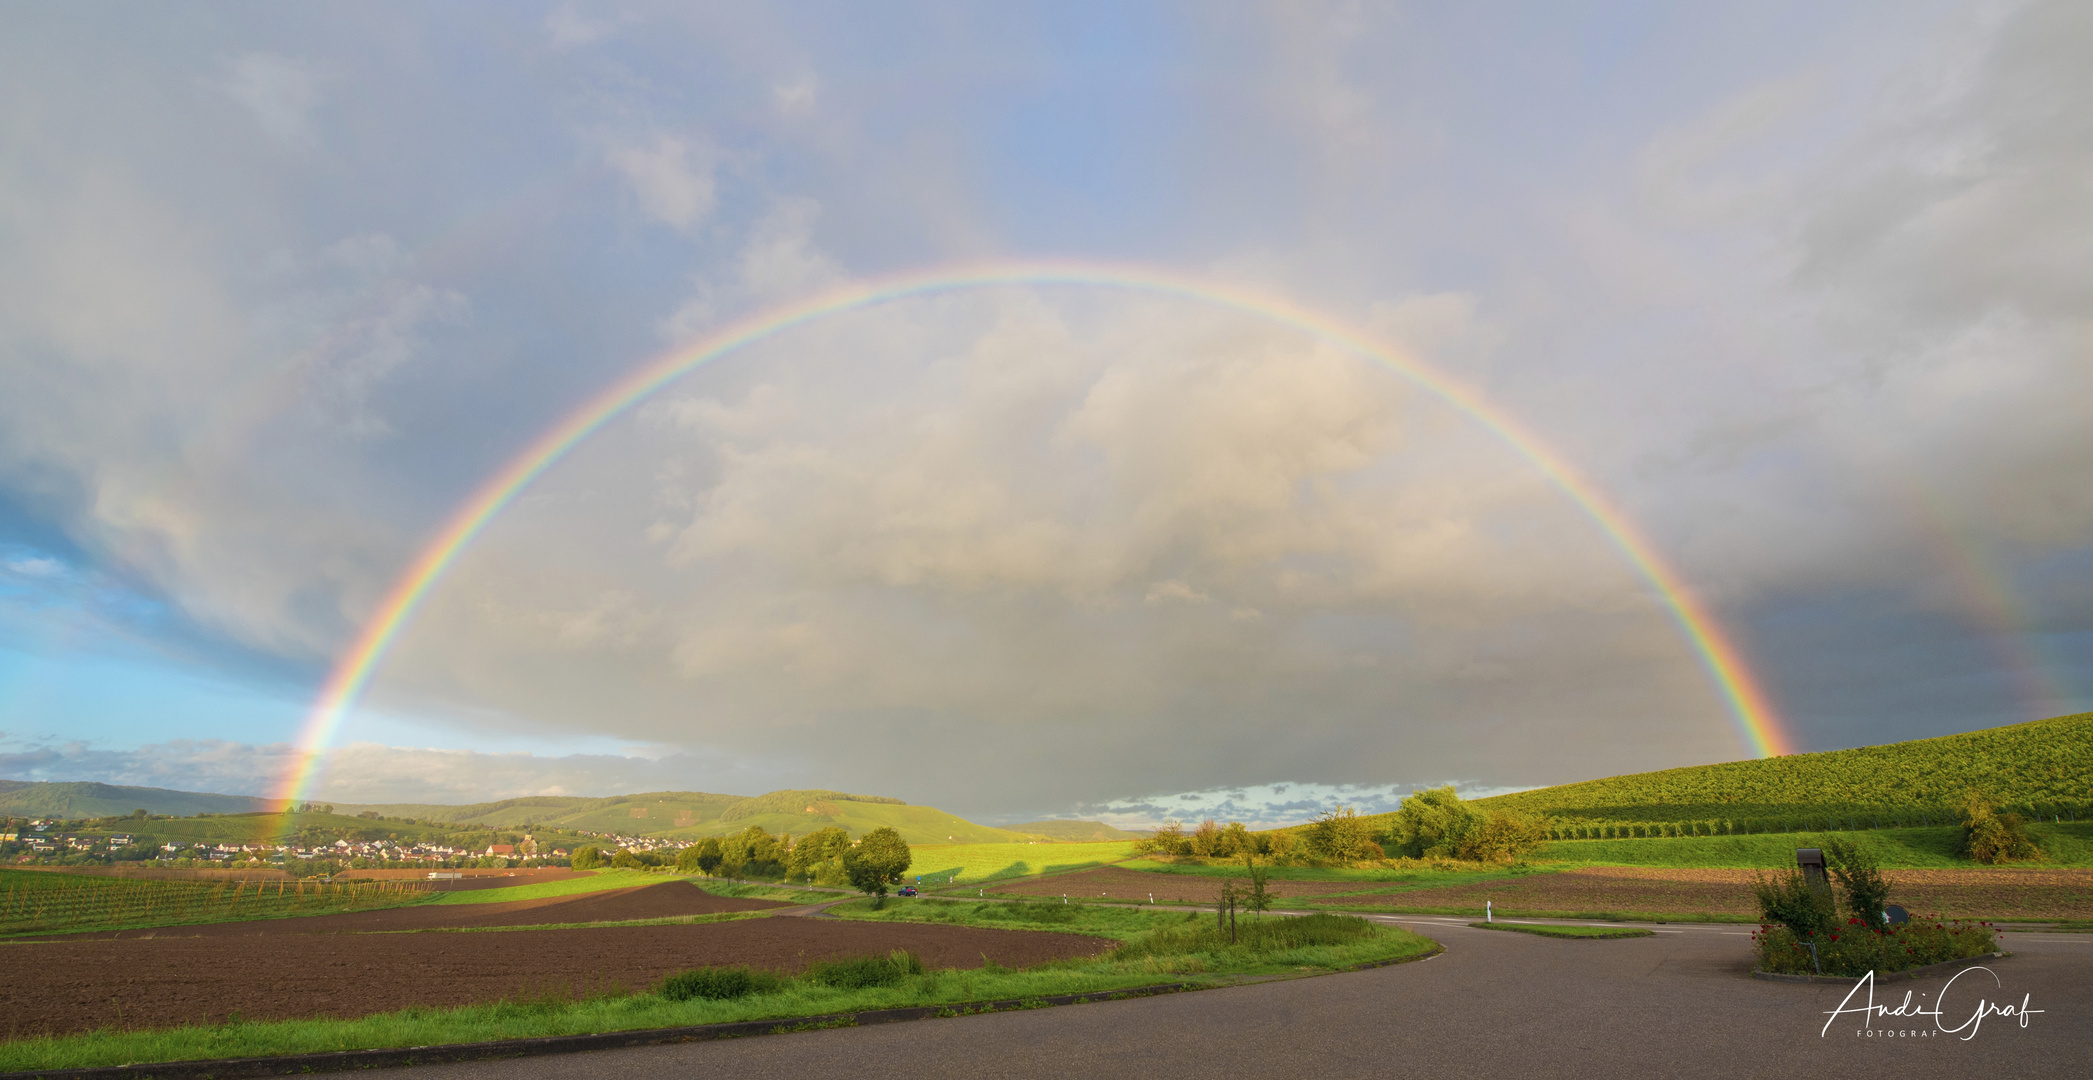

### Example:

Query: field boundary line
xmin=0 ymin=984 xmax=1199 ymax=1080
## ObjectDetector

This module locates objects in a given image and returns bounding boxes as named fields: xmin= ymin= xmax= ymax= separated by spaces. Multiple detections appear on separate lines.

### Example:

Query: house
xmin=485 ymin=844 xmax=516 ymax=857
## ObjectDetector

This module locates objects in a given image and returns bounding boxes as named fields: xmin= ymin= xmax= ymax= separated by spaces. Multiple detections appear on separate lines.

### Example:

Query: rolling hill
xmin=1470 ymin=711 xmax=2093 ymax=828
xmin=0 ymin=781 xmax=281 ymax=819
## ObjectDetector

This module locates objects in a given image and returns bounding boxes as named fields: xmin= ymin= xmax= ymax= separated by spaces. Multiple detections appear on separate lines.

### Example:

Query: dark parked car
xmin=898 ymin=885 xmax=918 ymax=897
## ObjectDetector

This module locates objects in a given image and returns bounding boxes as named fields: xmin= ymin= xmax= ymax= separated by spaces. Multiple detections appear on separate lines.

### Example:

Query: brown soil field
xmin=1 ymin=914 xmax=1113 ymax=1038
xmin=332 ymin=868 xmax=592 ymax=891
xmin=990 ymin=867 xmax=1375 ymax=903
xmin=38 ymin=881 xmax=789 ymax=940
xmin=1304 ymin=866 xmax=2093 ymax=920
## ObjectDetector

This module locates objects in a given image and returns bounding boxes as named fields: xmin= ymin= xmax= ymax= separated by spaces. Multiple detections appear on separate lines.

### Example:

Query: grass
xmin=0 ymin=903 xmax=1436 ymax=1073
xmin=1468 ymin=922 xmax=1654 ymax=939
xmin=427 ymin=868 xmax=661 ymax=905
xmin=0 ymin=869 xmax=430 ymax=938
xmin=906 ymin=842 xmax=1138 ymax=887
xmin=1529 ymin=824 xmax=2093 ymax=868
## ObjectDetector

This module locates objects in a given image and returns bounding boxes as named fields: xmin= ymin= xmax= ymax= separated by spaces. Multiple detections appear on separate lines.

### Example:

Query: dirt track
xmin=1 ymin=898 xmax=1113 ymax=1037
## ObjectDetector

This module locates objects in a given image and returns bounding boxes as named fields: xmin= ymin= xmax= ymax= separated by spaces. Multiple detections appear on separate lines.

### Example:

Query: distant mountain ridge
xmin=0 ymin=781 xmax=1042 ymax=845
xmin=0 ymin=780 xmax=281 ymax=818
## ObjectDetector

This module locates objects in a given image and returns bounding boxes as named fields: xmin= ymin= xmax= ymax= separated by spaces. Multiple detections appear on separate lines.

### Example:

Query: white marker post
xmin=1486 ymin=901 xmax=1493 ymax=923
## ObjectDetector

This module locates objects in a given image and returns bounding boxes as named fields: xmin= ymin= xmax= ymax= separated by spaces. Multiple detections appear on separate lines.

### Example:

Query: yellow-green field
xmin=906 ymin=841 xmax=1138 ymax=886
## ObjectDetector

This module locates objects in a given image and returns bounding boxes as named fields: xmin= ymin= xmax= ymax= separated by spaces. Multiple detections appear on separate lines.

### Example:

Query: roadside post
xmin=1486 ymin=900 xmax=1492 ymax=923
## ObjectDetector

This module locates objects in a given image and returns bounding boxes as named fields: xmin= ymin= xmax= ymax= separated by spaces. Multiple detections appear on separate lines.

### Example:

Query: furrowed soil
xmin=1304 ymin=866 xmax=2093 ymax=920
xmin=0 ymin=900 xmax=1113 ymax=1038
xmin=35 ymin=881 xmax=785 ymax=939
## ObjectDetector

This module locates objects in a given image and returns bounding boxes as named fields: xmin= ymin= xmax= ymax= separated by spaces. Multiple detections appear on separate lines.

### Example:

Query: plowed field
xmin=1 ymin=911 xmax=1113 ymax=1037
xmin=40 ymin=881 xmax=788 ymax=939
xmin=1305 ymin=866 xmax=2093 ymax=919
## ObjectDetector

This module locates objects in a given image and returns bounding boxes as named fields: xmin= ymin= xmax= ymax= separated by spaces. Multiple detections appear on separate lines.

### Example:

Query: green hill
xmin=1472 ymin=712 xmax=2093 ymax=828
xmin=1006 ymin=819 xmax=1144 ymax=841
xmin=329 ymin=788 xmax=1027 ymax=845
xmin=0 ymin=781 xmax=279 ymax=819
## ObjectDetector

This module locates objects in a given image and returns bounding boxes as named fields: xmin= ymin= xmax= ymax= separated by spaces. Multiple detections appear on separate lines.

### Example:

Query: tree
xmin=1390 ymin=786 xmax=1484 ymax=859
xmin=610 ymin=849 xmax=641 ymax=869
xmin=691 ymin=836 xmax=724 ymax=875
xmin=570 ymin=845 xmax=603 ymax=870
xmin=1302 ymin=806 xmax=1382 ymax=863
xmin=1135 ymin=821 xmax=1192 ymax=856
xmin=788 ymin=826 xmax=852 ymax=882
xmin=1242 ymin=853 xmax=1273 ymax=917
xmin=1455 ymin=810 xmax=1550 ymax=863
xmin=842 ymin=826 xmax=912 ymax=906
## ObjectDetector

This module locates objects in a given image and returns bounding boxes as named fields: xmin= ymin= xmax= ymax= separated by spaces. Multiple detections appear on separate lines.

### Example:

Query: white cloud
xmin=220 ymin=53 xmax=330 ymax=148
xmin=609 ymin=134 xmax=719 ymax=232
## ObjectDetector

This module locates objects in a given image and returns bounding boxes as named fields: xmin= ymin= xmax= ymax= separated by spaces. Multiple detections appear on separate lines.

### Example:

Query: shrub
xmin=1823 ymin=838 xmax=1893 ymax=926
xmin=610 ymin=849 xmax=641 ymax=869
xmin=1753 ymin=915 xmax=1997 ymax=977
xmin=1302 ymin=806 xmax=1382 ymax=862
xmin=1456 ymin=809 xmax=1550 ymax=863
xmin=569 ymin=846 xmax=602 ymax=870
xmin=658 ymin=965 xmax=781 ymax=1001
xmin=1751 ymin=867 xmax=1835 ymax=943
xmin=1959 ymin=795 xmax=2040 ymax=864
xmin=802 ymin=950 xmax=925 ymax=989
xmin=1389 ymin=787 xmax=1484 ymax=859
xmin=1135 ymin=821 xmax=1192 ymax=857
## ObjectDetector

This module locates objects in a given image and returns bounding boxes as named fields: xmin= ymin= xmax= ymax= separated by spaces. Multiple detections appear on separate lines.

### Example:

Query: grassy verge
xmin=0 ymin=902 xmax=1435 ymax=1072
xmin=1468 ymin=922 xmax=1654 ymax=939
xmin=690 ymin=879 xmax=839 ymax=903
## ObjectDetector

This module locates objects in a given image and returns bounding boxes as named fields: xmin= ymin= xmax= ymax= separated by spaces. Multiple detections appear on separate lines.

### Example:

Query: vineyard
xmin=0 ymin=869 xmax=430 ymax=937
xmin=1471 ymin=711 xmax=2093 ymax=829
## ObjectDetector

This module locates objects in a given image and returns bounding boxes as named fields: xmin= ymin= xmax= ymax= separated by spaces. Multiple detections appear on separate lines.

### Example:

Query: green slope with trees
xmin=0 ymin=781 xmax=278 ymax=818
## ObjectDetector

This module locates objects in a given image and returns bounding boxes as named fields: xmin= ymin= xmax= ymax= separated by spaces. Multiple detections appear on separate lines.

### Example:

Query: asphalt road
xmin=409 ymin=918 xmax=2089 ymax=1080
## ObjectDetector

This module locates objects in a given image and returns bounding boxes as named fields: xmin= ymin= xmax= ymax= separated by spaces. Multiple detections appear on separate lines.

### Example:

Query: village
xmin=0 ymin=815 xmax=682 ymax=872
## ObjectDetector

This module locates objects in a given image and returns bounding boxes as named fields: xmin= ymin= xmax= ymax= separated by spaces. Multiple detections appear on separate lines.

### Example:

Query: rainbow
xmin=270 ymin=260 xmax=1795 ymax=816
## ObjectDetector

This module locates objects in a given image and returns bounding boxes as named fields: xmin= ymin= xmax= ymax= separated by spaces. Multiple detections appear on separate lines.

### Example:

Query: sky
xmin=2 ymin=1 xmax=2089 ymax=827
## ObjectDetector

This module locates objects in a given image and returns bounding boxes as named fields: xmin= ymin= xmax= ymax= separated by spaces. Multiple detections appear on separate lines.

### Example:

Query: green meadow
xmin=907 ymin=841 xmax=1138 ymax=886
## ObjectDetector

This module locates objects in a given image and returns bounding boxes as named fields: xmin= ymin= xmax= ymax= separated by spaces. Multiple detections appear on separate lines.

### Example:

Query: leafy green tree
xmin=843 ymin=826 xmax=912 ymax=906
xmin=1302 ymin=806 xmax=1382 ymax=862
xmin=570 ymin=845 xmax=603 ymax=870
xmin=1390 ymin=787 xmax=1484 ymax=858
xmin=787 ymin=826 xmax=852 ymax=882
xmin=1135 ymin=820 xmax=1192 ymax=856
xmin=691 ymin=836 xmax=724 ymax=875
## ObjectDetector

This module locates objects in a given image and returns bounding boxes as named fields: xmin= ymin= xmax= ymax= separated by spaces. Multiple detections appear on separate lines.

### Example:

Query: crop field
xmin=907 ymin=841 xmax=1137 ymax=885
xmin=0 ymin=868 xmax=428 ymax=937
xmin=1532 ymin=822 xmax=2093 ymax=868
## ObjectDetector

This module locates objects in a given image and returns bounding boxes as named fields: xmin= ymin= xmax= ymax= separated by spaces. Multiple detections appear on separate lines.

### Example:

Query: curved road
xmin=409 ymin=918 xmax=2088 ymax=1079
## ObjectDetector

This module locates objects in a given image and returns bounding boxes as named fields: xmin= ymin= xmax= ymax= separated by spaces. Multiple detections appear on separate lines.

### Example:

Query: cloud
xmin=220 ymin=53 xmax=330 ymax=148
xmin=609 ymin=134 xmax=719 ymax=232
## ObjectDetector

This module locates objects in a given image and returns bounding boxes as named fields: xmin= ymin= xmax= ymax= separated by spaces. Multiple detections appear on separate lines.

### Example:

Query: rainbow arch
xmin=271 ymin=260 xmax=1794 ymax=813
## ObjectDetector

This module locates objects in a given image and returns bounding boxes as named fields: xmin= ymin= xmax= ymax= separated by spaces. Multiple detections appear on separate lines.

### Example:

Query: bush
xmin=658 ymin=965 xmax=782 ymax=1001
xmin=1390 ymin=787 xmax=1484 ymax=859
xmin=1823 ymin=838 xmax=1892 ymax=926
xmin=1751 ymin=867 xmax=1835 ymax=943
xmin=801 ymin=950 xmax=925 ymax=989
xmin=1753 ymin=915 xmax=1997 ymax=977
xmin=1456 ymin=809 xmax=1549 ymax=863
xmin=1301 ymin=806 xmax=1382 ymax=862
xmin=570 ymin=846 xmax=602 ymax=870
xmin=1959 ymin=795 xmax=2040 ymax=864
